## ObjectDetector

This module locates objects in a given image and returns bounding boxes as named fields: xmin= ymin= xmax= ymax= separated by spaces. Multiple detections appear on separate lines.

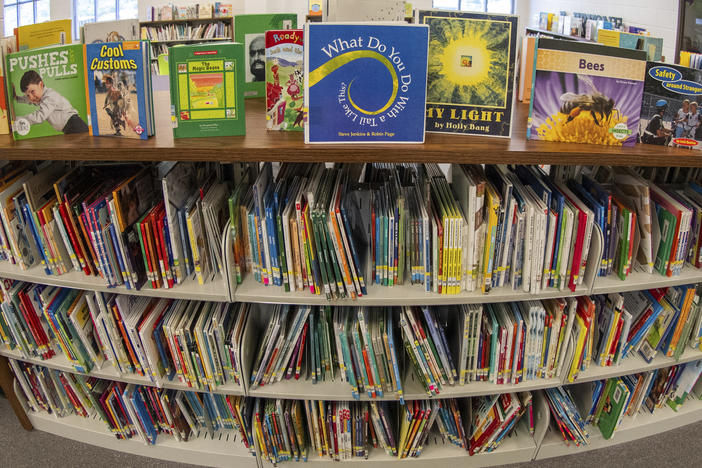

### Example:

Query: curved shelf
xmin=536 ymin=396 xmax=702 ymax=460
xmin=232 ymin=276 xmax=591 ymax=306
xmin=2 ymin=93 xmax=702 ymax=166
xmin=0 ymin=348 xmax=244 ymax=396
xmin=591 ymin=268 xmax=702 ymax=295
xmin=27 ymin=411 xmax=257 ymax=468
xmin=0 ymin=261 xmax=231 ymax=302
xmin=570 ymin=348 xmax=702 ymax=385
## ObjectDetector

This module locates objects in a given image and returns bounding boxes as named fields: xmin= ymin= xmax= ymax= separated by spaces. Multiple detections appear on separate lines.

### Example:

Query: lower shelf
xmin=27 ymin=411 xmax=258 ymax=468
xmin=536 ymin=395 xmax=702 ymax=459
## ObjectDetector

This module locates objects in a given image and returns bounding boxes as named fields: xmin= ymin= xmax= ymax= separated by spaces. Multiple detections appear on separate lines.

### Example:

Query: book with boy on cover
xmin=4 ymin=43 xmax=89 ymax=140
xmin=265 ymin=29 xmax=304 ymax=131
xmin=639 ymin=62 xmax=702 ymax=150
xmin=169 ymin=42 xmax=245 ymax=138
xmin=417 ymin=9 xmax=518 ymax=138
xmin=304 ymin=22 xmax=429 ymax=143
xmin=527 ymin=38 xmax=646 ymax=147
xmin=234 ymin=14 xmax=297 ymax=98
xmin=85 ymin=41 xmax=154 ymax=139
xmin=15 ymin=19 xmax=72 ymax=51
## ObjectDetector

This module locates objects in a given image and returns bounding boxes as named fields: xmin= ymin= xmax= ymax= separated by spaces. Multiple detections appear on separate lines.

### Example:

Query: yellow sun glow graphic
xmin=438 ymin=31 xmax=491 ymax=87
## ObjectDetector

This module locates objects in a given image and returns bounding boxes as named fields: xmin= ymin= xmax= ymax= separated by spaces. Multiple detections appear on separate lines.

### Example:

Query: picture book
xmin=82 ymin=19 xmax=140 ymax=44
xmin=265 ymin=29 xmax=304 ymax=131
xmin=85 ymin=41 xmax=154 ymax=139
xmin=527 ymin=38 xmax=647 ymax=147
xmin=234 ymin=14 xmax=297 ymax=98
xmin=640 ymin=62 xmax=702 ymax=151
xmin=304 ymin=22 xmax=429 ymax=144
xmin=4 ymin=43 xmax=89 ymax=140
xmin=169 ymin=42 xmax=245 ymax=138
xmin=417 ymin=9 xmax=518 ymax=138
xmin=15 ymin=19 xmax=72 ymax=51
xmin=0 ymin=36 xmax=17 ymax=135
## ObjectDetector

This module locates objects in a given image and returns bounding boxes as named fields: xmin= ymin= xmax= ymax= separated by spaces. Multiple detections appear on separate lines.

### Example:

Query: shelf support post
xmin=0 ymin=354 xmax=33 ymax=431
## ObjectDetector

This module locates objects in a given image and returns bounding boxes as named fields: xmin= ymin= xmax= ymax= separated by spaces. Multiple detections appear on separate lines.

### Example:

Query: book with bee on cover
xmin=417 ymin=9 xmax=518 ymax=138
xmin=527 ymin=38 xmax=646 ymax=147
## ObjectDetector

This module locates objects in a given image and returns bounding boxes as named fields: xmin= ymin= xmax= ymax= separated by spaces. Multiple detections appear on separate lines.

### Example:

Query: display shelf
xmin=27 ymin=410 xmax=257 ymax=468
xmin=2 ymin=92 xmax=701 ymax=166
xmin=536 ymin=395 xmax=702 ymax=460
xmin=402 ymin=368 xmax=563 ymax=400
xmin=591 ymin=267 xmax=702 ymax=295
xmin=0 ymin=348 xmax=244 ymax=396
xmin=149 ymin=37 xmax=231 ymax=43
xmin=141 ymin=17 xmax=234 ymax=26
xmin=248 ymin=377 xmax=401 ymax=402
xmin=232 ymin=276 xmax=591 ymax=306
xmin=570 ymin=347 xmax=702 ymax=384
xmin=0 ymin=261 xmax=230 ymax=302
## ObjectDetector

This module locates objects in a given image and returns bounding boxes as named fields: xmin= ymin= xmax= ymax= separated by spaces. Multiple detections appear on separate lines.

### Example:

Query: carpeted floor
xmin=1 ymin=396 xmax=700 ymax=468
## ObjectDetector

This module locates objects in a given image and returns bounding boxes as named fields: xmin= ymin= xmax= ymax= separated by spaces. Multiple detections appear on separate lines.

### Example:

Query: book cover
xmin=234 ymin=14 xmax=297 ymax=99
xmin=82 ymin=19 xmax=140 ymax=44
xmin=169 ymin=42 xmax=245 ymax=138
xmin=265 ymin=29 xmax=304 ymax=131
xmin=527 ymin=38 xmax=646 ymax=147
xmin=4 ymin=43 xmax=89 ymax=140
xmin=15 ymin=19 xmax=72 ymax=51
xmin=85 ymin=41 xmax=153 ymax=139
xmin=640 ymin=62 xmax=702 ymax=150
xmin=0 ymin=37 xmax=16 ymax=135
xmin=304 ymin=23 xmax=429 ymax=144
xmin=417 ymin=10 xmax=518 ymax=138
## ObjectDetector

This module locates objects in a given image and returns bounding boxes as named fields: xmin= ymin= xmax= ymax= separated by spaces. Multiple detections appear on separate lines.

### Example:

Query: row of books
xmin=0 ymin=161 xmax=231 ymax=290
xmin=546 ymin=360 xmax=702 ymax=446
xmin=0 ymin=281 xmax=249 ymax=391
xmin=584 ymin=360 xmax=702 ymax=440
xmin=140 ymin=22 xmax=232 ymax=42
xmin=146 ymin=3 xmax=235 ymax=21
xmin=568 ymin=285 xmax=702 ymax=383
xmin=10 ymin=360 xmax=254 ymax=448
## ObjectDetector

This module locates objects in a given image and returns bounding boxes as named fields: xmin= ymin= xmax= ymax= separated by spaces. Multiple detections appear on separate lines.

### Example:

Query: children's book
xmin=82 ymin=19 xmax=140 ymax=44
xmin=15 ymin=19 xmax=72 ymax=51
xmin=4 ymin=43 xmax=89 ymax=140
xmin=640 ymin=62 xmax=702 ymax=150
xmin=234 ymin=14 xmax=297 ymax=98
xmin=417 ymin=9 xmax=518 ymax=138
xmin=265 ymin=29 xmax=304 ymax=131
xmin=527 ymin=38 xmax=646 ymax=147
xmin=0 ymin=36 xmax=17 ymax=135
xmin=304 ymin=22 xmax=429 ymax=144
xmin=85 ymin=41 xmax=154 ymax=139
xmin=169 ymin=42 xmax=245 ymax=138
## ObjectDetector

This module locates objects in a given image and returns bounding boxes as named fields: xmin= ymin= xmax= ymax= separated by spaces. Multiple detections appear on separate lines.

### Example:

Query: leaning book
xmin=304 ymin=22 xmax=429 ymax=143
xmin=417 ymin=9 xmax=518 ymax=138
xmin=169 ymin=42 xmax=246 ymax=138
xmin=85 ymin=41 xmax=154 ymax=139
xmin=527 ymin=38 xmax=646 ymax=147
xmin=4 ymin=43 xmax=89 ymax=140
xmin=265 ymin=29 xmax=304 ymax=131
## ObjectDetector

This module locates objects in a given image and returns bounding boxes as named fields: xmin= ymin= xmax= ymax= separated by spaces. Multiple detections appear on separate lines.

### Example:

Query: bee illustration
xmin=559 ymin=75 xmax=618 ymax=126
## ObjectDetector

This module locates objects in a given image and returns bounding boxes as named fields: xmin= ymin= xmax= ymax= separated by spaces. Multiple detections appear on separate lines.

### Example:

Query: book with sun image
xmin=304 ymin=22 xmax=429 ymax=143
xmin=417 ymin=9 xmax=518 ymax=138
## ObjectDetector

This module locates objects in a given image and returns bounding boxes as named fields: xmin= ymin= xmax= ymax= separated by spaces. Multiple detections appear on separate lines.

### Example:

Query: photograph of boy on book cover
xmin=11 ymin=70 xmax=89 ymax=135
xmin=92 ymin=70 xmax=140 ymax=137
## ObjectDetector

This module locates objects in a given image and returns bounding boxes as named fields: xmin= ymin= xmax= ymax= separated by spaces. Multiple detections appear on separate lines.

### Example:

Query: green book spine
xmin=655 ymin=207 xmax=677 ymax=275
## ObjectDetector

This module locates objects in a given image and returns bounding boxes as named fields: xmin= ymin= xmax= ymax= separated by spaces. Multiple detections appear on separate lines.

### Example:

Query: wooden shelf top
xmin=2 ymin=91 xmax=701 ymax=166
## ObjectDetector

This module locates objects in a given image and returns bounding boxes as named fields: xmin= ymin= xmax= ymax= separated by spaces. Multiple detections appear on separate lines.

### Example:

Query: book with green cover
xmin=654 ymin=204 xmax=677 ymax=275
xmin=234 ymin=13 xmax=297 ymax=98
xmin=598 ymin=378 xmax=630 ymax=440
xmin=4 ymin=43 xmax=89 ymax=140
xmin=169 ymin=42 xmax=245 ymax=138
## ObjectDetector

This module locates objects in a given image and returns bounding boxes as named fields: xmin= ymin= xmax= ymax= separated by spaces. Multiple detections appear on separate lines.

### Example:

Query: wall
xmin=525 ymin=0 xmax=679 ymax=62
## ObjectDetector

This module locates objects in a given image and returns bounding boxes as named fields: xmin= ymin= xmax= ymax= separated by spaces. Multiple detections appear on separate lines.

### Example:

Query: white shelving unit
xmin=27 ymin=411 xmax=257 ymax=468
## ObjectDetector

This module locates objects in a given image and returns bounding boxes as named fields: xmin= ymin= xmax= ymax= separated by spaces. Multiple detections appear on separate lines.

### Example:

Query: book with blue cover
xmin=85 ymin=41 xmax=154 ymax=139
xmin=304 ymin=22 xmax=429 ymax=143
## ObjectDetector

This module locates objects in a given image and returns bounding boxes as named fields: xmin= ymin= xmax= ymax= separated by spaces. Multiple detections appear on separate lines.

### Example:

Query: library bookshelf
xmin=139 ymin=17 xmax=235 ymax=61
xmin=1 ymin=90 xmax=702 ymax=467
